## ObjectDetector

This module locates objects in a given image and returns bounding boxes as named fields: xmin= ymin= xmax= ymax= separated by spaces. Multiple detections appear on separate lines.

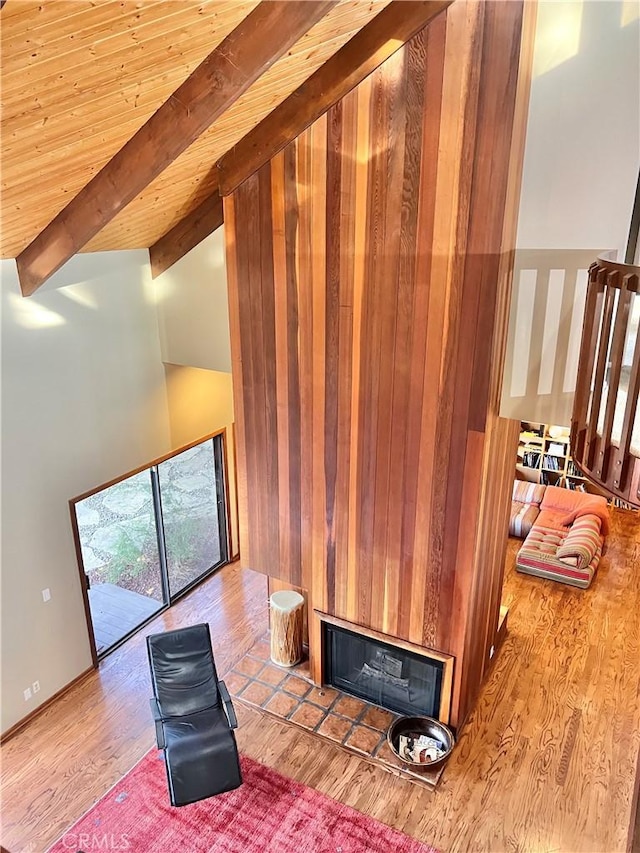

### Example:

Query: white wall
xmin=1 ymin=251 xmax=171 ymax=733
xmin=163 ymin=364 xmax=238 ymax=557
xmin=502 ymin=0 xmax=639 ymax=425
xmin=155 ymin=223 xmax=237 ymax=554
xmin=156 ymin=227 xmax=231 ymax=372
xmin=517 ymin=0 xmax=639 ymax=252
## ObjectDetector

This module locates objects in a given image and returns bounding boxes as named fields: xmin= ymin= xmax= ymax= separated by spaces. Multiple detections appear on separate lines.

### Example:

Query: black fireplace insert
xmin=323 ymin=622 xmax=444 ymax=719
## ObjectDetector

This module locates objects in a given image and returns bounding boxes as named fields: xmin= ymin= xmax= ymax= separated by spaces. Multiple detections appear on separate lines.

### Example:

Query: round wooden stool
xmin=269 ymin=590 xmax=304 ymax=667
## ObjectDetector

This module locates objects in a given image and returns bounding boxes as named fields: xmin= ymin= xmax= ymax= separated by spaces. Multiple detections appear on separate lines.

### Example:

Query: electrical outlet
xmin=32 ymin=680 xmax=40 ymax=694
xmin=23 ymin=687 xmax=32 ymax=701
xmin=42 ymin=588 xmax=51 ymax=602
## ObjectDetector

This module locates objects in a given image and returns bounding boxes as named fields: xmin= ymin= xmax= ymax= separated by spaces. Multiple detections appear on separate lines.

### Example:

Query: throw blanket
xmin=556 ymin=514 xmax=603 ymax=569
xmin=561 ymin=499 xmax=610 ymax=536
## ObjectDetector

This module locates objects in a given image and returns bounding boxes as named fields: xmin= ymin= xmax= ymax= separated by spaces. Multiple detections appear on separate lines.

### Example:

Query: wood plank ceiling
xmin=0 ymin=0 xmax=391 ymax=260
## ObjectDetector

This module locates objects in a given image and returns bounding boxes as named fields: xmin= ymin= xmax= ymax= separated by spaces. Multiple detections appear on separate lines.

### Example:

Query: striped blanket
xmin=516 ymin=514 xmax=604 ymax=589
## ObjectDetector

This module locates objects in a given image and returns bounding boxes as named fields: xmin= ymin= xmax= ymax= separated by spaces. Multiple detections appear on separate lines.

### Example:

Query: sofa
xmin=509 ymin=481 xmax=546 ymax=537
xmin=511 ymin=483 xmax=610 ymax=589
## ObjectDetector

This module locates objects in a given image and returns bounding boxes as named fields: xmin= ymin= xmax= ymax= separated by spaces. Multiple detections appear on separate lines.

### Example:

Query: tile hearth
xmin=226 ymin=635 xmax=446 ymax=789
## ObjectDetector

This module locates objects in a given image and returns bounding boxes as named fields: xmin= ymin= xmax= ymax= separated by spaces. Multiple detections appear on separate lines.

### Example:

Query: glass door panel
xmin=75 ymin=470 xmax=166 ymax=657
xmin=157 ymin=438 xmax=228 ymax=599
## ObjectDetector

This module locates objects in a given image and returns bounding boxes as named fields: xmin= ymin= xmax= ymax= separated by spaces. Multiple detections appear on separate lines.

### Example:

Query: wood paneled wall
xmin=225 ymin=0 xmax=532 ymax=727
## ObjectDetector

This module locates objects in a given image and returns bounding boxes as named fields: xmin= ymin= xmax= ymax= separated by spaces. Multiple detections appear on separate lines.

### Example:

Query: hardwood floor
xmin=2 ymin=509 xmax=639 ymax=853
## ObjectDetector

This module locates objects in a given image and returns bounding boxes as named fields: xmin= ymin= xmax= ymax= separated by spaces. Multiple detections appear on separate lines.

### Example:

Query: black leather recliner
xmin=146 ymin=622 xmax=242 ymax=806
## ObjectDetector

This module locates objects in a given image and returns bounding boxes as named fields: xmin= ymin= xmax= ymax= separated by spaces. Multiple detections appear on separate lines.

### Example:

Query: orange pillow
xmin=561 ymin=500 xmax=610 ymax=537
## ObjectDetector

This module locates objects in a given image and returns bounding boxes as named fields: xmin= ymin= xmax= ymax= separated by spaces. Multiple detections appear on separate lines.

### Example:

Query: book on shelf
xmin=523 ymin=450 xmax=541 ymax=468
xmin=517 ymin=421 xmax=586 ymax=493
xmin=543 ymin=454 xmax=561 ymax=471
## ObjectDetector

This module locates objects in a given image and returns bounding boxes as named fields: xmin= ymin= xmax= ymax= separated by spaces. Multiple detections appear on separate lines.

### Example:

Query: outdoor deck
xmin=88 ymin=583 xmax=162 ymax=654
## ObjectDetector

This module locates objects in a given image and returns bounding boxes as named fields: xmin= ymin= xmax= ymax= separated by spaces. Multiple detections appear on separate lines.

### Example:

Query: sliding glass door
xmin=157 ymin=439 xmax=227 ymax=598
xmin=75 ymin=470 xmax=165 ymax=656
xmin=72 ymin=433 xmax=230 ymax=661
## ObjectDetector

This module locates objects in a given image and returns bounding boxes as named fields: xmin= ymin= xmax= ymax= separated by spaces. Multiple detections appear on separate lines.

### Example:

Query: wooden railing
xmin=571 ymin=256 xmax=640 ymax=508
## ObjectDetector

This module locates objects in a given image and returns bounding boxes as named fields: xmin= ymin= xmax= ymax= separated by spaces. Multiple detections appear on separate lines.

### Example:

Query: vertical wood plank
xmin=225 ymin=2 xmax=530 ymax=725
xmin=372 ymin=48 xmax=407 ymax=635
xmin=585 ymin=281 xmax=616 ymax=467
xmin=294 ymin=131 xmax=314 ymax=594
xmin=232 ymin=176 xmax=265 ymax=571
xmin=283 ymin=143 xmax=303 ymax=587
xmin=354 ymin=66 xmax=385 ymax=630
xmin=346 ymin=75 xmax=372 ymax=624
xmin=272 ymin=152 xmax=292 ymax=583
xmin=599 ymin=274 xmax=629 ymax=481
xmin=405 ymin=11 xmax=446 ymax=644
xmin=385 ymin=32 xmax=427 ymax=640
xmin=258 ymin=163 xmax=281 ymax=578
xmin=571 ymin=268 xmax=605 ymax=460
xmin=310 ymin=114 xmax=328 ymax=614
xmin=333 ymin=88 xmax=358 ymax=620
xmin=324 ymin=98 xmax=343 ymax=616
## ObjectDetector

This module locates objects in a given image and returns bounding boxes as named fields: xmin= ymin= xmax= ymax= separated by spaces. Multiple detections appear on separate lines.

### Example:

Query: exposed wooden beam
xmin=142 ymin=0 xmax=452 ymax=272
xmin=149 ymin=191 xmax=224 ymax=279
xmin=217 ymin=0 xmax=453 ymax=196
xmin=15 ymin=0 xmax=339 ymax=297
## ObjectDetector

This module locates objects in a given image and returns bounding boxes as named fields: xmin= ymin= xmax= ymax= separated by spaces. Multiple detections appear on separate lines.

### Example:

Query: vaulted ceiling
xmin=1 ymin=0 xmax=392 ymax=260
xmin=1 ymin=0 xmax=456 ymax=297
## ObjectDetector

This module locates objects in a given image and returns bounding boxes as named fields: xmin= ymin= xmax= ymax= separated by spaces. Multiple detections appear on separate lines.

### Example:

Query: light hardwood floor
xmin=2 ymin=509 xmax=639 ymax=853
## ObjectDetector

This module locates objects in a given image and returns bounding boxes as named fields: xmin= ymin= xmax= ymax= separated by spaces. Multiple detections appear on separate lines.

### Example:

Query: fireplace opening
xmin=323 ymin=622 xmax=444 ymax=720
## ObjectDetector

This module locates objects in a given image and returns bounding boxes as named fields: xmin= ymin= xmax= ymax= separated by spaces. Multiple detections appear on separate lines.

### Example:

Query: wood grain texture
xmin=226 ymin=0 xmax=531 ymax=728
xmin=216 ymin=0 xmax=452 ymax=196
xmin=1 ymin=0 xmax=391 ymax=259
xmin=15 ymin=0 xmax=339 ymax=295
xmin=2 ymin=511 xmax=639 ymax=853
xmin=268 ymin=578 xmax=309 ymax=646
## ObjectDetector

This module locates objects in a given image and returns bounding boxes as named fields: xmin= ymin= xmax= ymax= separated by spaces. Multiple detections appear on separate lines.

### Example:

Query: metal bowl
xmin=387 ymin=716 xmax=455 ymax=771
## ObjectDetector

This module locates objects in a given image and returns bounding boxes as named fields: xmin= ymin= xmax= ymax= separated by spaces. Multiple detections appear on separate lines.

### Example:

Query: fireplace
xmin=322 ymin=620 xmax=451 ymax=722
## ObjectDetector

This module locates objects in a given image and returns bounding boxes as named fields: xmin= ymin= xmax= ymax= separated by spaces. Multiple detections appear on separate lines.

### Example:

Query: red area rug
xmin=48 ymin=751 xmax=438 ymax=852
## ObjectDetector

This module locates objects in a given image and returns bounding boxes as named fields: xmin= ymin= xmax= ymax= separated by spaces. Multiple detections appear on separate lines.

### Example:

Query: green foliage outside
xmin=105 ymin=520 xmax=155 ymax=585
xmin=104 ymin=511 xmax=216 ymax=589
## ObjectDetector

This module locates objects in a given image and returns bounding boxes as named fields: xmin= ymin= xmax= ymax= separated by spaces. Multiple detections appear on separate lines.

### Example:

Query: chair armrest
xmin=218 ymin=681 xmax=238 ymax=729
xmin=149 ymin=697 xmax=166 ymax=749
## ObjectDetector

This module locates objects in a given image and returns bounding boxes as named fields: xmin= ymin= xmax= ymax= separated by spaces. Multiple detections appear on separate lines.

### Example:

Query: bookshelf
xmin=516 ymin=422 xmax=639 ymax=510
xmin=516 ymin=422 xmax=588 ymax=490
